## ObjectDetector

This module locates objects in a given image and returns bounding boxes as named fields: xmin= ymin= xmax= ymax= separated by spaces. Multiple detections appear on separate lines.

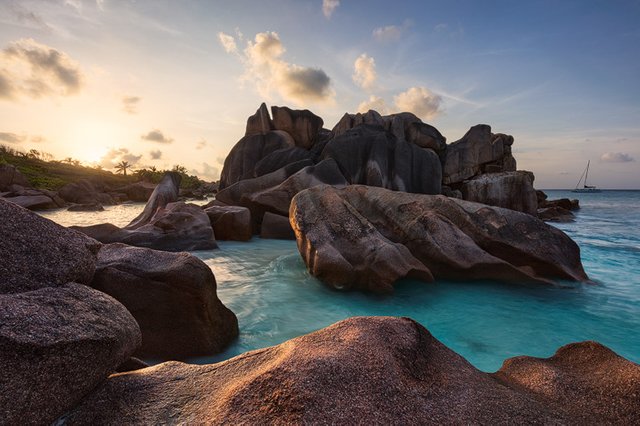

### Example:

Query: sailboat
xmin=572 ymin=160 xmax=601 ymax=193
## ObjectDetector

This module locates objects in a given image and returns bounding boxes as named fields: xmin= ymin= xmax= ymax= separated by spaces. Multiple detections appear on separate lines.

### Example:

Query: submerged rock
xmin=90 ymin=243 xmax=238 ymax=358
xmin=57 ymin=317 xmax=639 ymax=424
xmin=0 ymin=283 xmax=141 ymax=425
xmin=290 ymin=185 xmax=587 ymax=293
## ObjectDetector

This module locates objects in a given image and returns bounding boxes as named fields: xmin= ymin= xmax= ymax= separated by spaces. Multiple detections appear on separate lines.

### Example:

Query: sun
xmin=68 ymin=119 xmax=125 ymax=165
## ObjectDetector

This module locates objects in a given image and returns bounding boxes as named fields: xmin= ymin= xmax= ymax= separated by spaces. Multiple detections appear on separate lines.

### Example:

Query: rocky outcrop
xmin=321 ymin=124 xmax=442 ymax=194
xmin=90 ymin=243 xmax=238 ymax=358
xmin=253 ymin=146 xmax=312 ymax=177
xmin=68 ymin=202 xmax=105 ymax=211
xmin=127 ymin=172 xmax=181 ymax=229
xmin=260 ymin=212 xmax=295 ymax=240
xmin=0 ymin=198 xmax=100 ymax=294
xmin=535 ymin=191 xmax=580 ymax=222
xmin=117 ymin=181 xmax=156 ymax=202
xmin=245 ymin=102 xmax=273 ymax=136
xmin=204 ymin=204 xmax=252 ymax=241
xmin=0 ymin=163 xmax=30 ymax=189
xmin=290 ymin=185 xmax=587 ymax=293
xmin=58 ymin=317 xmax=639 ymax=424
xmin=271 ymin=105 xmax=324 ymax=149
xmin=443 ymin=124 xmax=516 ymax=185
xmin=0 ymin=283 xmax=141 ymax=425
xmin=538 ymin=206 xmax=575 ymax=222
xmin=460 ymin=171 xmax=538 ymax=215
xmin=58 ymin=179 xmax=116 ymax=206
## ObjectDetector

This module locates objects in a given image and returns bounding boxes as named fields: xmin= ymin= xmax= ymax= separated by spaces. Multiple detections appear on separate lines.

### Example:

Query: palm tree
xmin=115 ymin=160 xmax=131 ymax=176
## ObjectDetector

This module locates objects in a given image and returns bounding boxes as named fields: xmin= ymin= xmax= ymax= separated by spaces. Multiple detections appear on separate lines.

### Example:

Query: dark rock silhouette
xmin=260 ymin=211 xmax=295 ymax=240
xmin=204 ymin=204 xmax=252 ymax=241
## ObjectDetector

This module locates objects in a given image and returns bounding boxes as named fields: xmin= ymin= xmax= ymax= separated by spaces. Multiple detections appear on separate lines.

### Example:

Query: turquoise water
xmin=41 ymin=191 xmax=640 ymax=372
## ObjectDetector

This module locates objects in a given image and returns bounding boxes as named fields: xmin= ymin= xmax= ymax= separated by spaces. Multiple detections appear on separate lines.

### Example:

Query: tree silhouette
xmin=115 ymin=160 xmax=131 ymax=176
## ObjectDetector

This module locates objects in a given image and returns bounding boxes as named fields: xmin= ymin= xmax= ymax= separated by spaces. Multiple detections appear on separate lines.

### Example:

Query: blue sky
xmin=0 ymin=0 xmax=638 ymax=187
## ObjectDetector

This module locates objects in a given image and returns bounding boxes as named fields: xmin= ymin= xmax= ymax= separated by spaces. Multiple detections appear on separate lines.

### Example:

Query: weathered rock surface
xmin=291 ymin=185 xmax=587 ymax=293
xmin=443 ymin=124 xmax=516 ymax=185
xmin=205 ymin=204 xmax=252 ymax=241
xmin=538 ymin=206 xmax=575 ymax=222
xmin=0 ymin=163 xmax=30 ymax=190
xmin=260 ymin=212 xmax=296 ymax=240
xmin=253 ymin=146 xmax=312 ymax=177
xmin=0 ymin=283 xmax=141 ymax=425
xmin=58 ymin=179 xmax=115 ymax=206
xmin=0 ymin=198 xmax=100 ymax=294
xmin=117 ymin=181 xmax=156 ymax=202
xmin=321 ymin=124 xmax=442 ymax=194
xmin=126 ymin=172 xmax=181 ymax=229
xmin=245 ymin=102 xmax=273 ymax=136
xmin=58 ymin=317 xmax=639 ymax=424
xmin=271 ymin=105 xmax=324 ymax=149
xmin=90 ymin=243 xmax=238 ymax=358
xmin=460 ymin=171 xmax=538 ymax=215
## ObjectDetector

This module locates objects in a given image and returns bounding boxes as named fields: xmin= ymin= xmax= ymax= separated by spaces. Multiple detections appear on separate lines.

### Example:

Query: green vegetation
xmin=0 ymin=145 xmax=206 ymax=191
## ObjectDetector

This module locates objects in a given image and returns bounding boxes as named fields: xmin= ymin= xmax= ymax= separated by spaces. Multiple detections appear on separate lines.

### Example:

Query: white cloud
xmin=1 ymin=38 xmax=83 ymax=100
xmin=393 ymin=87 xmax=443 ymax=120
xmin=600 ymin=152 xmax=635 ymax=163
xmin=373 ymin=25 xmax=402 ymax=42
xmin=141 ymin=129 xmax=174 ymax=144
xmin=322 ymin=0 xmax=340 ymax=19
xmin=357 ymin=95 xmax=388 ymax=114
xmin=353 ymin=53 xmax=377 ymax=91
xmin=225 ymin=31 xmax=333 ymax=105
xmin=218 ymin=32 xmax=237 ymax=54
xmin=193 ymin=162 xmax=220 ymax=181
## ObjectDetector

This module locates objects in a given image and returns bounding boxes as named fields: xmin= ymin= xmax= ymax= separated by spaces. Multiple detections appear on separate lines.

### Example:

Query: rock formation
xmin=204 ymin=204 xmax=252 ymax=241
xmin=58 ymin=179 xmax=116 ymax=206
xmin=290 ymin=185 xmax=588 ymax=293
xmin=57 ymin=317 xmax=640 ymax=424
xmin=460 ymin=171 xmax=538 ymax=215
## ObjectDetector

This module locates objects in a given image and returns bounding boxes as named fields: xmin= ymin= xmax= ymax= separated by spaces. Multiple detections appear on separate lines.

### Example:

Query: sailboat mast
xmin=584 ymin=160 xmax=590 ymax=188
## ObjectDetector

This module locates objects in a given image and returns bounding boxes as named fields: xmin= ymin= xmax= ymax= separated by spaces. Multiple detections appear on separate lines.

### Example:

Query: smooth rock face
xmin=0 ymin=199 xmax=100 ymax=294
xmin=0 ymin=283 xmax=141 ymax=425
xmin=443 ymin=124 xmax=516 ymax=185
xmin=126 ymin=172 xmax=181 ymax=230
xmin=253 ymin=146 xmax=312 ymax=178
xmin=245 ymin=102 xmax=273 ymax=136
xmin=290 ymin=185 xmax=587 ymax=293
xmin=260 ymin=212 xmax=295 ymax=240
xmin=58 ymin=317 xmax=639 ymax=424
xmin=90 ymin=244 xmax=238 ymax=358
xmin=460 ymin=171 xmax=538 ymax=215
xmin=321 ymin=124 xmax=442 ymax=194
xmin=271 ymin=105 xmax=324 ymax=149
xmin=205 ymin=205 xmax=252 ymax=241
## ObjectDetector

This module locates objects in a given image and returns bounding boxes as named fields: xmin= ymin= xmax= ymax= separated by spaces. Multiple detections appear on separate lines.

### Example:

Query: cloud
xmin=226 ymin=31 xmax=333 ymax=105
xmin=99 ymin=147 xmax=142 ymax=169
xmin=0 ymin=2 xmax=53 ymax=32
xmin=600 ymin=152 xmax=635 ymax=163
xmin=30 ymin=135 xmax=46 ymax=143
xmin=357 ymin=95 xmax=388 ymax=114
xmin=372 ymin=20 xmax=411 ymax=42
xmin=1 ymin=38 xmax=83 ymax=100
xmin=196 ymin=139 xmax=207 ymax=150
xmin=149 ymin=149 xmax=162 ymax=160
xmin=322 ymin=0 xmax=340 ymax=18
xmin=141 ymin=129 xmax=174 ymax=144
xmin=0 ymin=71 xmax=15 ymax=99
xmin=192 ymin=162 xmax=220 ymax=181
xmin=0 ymin=132 xmax=26 ymax=143
xmin=353 ymin=53 xmax=377 ymax=91
xmin=393 ymin=87 xmax=443 ymax=120
xmin=122 ymin=96 xmax=141 ymax=114
xmin=218 ymin=32 xmax=237 ymax=54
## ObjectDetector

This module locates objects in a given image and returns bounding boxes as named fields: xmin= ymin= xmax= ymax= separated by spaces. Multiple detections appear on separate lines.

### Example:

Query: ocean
xmin=40 ymin=190 xmax=640 ymax=372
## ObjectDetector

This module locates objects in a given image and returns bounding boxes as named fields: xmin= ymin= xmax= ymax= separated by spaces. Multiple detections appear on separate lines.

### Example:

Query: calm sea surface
xmin=40 ymin=190 xmax=640 ymax=372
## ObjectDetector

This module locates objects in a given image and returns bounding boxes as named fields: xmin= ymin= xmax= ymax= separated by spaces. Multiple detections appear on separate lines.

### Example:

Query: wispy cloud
xmin=122 ymin=95 xmax=141 ymax=114
xmin=141 ymin=129 xmax=174 ymax=144
xmin=218 ymin=32 xmax=237 ymax=54
xmin=192 ymin=162 xmax=219 ymax=181
xmin=219 ymin=31 xmax=333 ymax=105
xmin=196 ymin=139 xmax=207 ymax=150
xmin=373 ymin=20 xmax=412 ymax=42
xmin=0 ymin=132 xmax=26 ymax=144
xmin=600 ymin=152 xmax=635 ymax=163
xmin=322 ymin=0 xmax=340 ymax=19
xmin=357 ymin=95 xmax=388 ymax=114
xmin=352 ymin=53 xmax=377 ymax=91
xmin=1 ymin=38 xmax=83 ymax=100
xmin=149 ymin=149 xmax=162 ymax=160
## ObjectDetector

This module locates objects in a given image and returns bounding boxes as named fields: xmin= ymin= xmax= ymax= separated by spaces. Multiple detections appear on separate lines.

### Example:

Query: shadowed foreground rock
xmin=0 ymin=283 xmax=141 ymax=425
xmin=290 ymin=185 xmax=587 ymax=293
xmin=90 ymin=243 xmax=238 ymax=358
xmin=57 ymin=317 xmax=639 ymax=424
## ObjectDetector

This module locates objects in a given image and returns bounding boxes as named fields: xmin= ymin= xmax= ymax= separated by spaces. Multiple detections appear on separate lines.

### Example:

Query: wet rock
xmin=260 ymin=212 xmax=295 ymax=240
xmin=90 ymin=243 xmax=238 ymax=359
xmin=290 ymin=185 xmax=587 ymax=293
xmin=0 ymin=198 xmax=100 ymax=295
xmin=57 ymin=317 xmax=638 ymax=424
xmin=460 ymin=171 xmax=538 ymax=215
xmin=0 ymin=283 xmax=141 ymax=425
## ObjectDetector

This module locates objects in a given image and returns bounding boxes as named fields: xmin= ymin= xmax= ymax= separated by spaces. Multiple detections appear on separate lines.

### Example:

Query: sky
xmin=0 ymin=0 xmax=639 ymax=188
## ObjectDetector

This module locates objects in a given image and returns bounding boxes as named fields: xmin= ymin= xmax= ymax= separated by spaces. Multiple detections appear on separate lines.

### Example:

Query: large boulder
xmin=58 ymin=179 xmax=115 ymax=206
xmin=204 ymin=204 xmax=252 ymax=241
xmin=74 ymin=202 xmax=217 ymax=252
xmin=443 ymin=124 xmax=516 ymax=185
xmin=460 ymin=171 xmax=538 ymax=215
xmin=0 ymin=283 xmax=141 ymax=425
xmin=260 ymin=212 xmax=295 ymax=240
xmin=290 ymin=185 xmax=587 ymax=293
xmin=58 ymin=317 xmax=639 ymax=424
xmin=271 ymin=105 xmax=324 ymax=149
xmin=321 ymin=124 xmax=442 ymax=194
xmin=126 ymin=172 xmax=181 ymax=229
xmin=117 ymin=181 xmax=156 ymax=202
xmin=219 ymin=131 xmax=296 ymax=189
xmin=90 ymin=243 xmax=238 ymax=358
xmin=245 ymin=102 xmax=273 ymax=136
xmin=253 ymin=146 xmax=313 ymax=177
xmin=0 ymin=198 xmax=100 ymax=294
xmin=0 ymin=163 xmax=30 ymax=190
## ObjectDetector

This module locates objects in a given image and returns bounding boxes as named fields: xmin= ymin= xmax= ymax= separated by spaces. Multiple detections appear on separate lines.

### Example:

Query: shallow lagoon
xmin=41 ymin=190 xmax=640 ymax=372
